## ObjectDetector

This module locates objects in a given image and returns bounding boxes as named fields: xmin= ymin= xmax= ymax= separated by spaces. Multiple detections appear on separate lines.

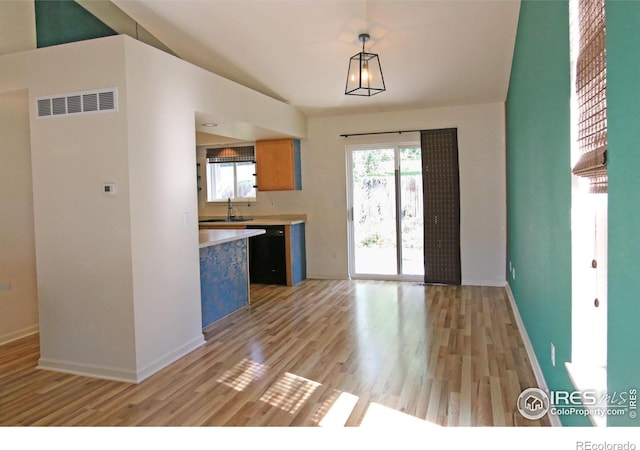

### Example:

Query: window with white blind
xmin=205 ymin=146 xmax=256 ymax=202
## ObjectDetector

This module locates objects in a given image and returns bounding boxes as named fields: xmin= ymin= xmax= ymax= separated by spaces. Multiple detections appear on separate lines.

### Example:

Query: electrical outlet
xmin=0 ymin=283 xmax=11 ymax=292
xmin=551 ymin=342 xmax=556 ymax=367
xmin=509 ymin=260 xmax=512 ymax=271
xmin=512 ymin=267 xmax=516 ymax=280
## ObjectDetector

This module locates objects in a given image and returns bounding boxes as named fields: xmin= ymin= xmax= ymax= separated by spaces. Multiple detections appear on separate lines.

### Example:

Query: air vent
xmin=83 ymin=93 xmax=98 ymax=112
xmin=99 ymin=91 xmax=115 ymax=110
xmin=37 ymin=99 xmax=51 ymax=117
xmin=52 ymin=97 xmax=66 ymax=115
xmin=67 ymin=95 xmax=82 ymax=114
xmin=36 ymin=88 xmax=118 ymax=118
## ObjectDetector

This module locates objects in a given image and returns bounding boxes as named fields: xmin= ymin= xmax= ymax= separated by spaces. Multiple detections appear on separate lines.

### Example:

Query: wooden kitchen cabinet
xmin=255 ymin=138 xmax=301 ymax=191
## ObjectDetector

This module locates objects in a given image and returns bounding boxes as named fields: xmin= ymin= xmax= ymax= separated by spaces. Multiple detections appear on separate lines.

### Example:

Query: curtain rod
xmin=340 ymin=129 xmax=423 ymax=138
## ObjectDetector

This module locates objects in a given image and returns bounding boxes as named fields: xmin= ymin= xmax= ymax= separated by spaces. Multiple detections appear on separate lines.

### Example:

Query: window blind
xmin=206 ymin=146 xmax=255 ymax=163
xmin=572 ymin=0 xmax=607 ymax=193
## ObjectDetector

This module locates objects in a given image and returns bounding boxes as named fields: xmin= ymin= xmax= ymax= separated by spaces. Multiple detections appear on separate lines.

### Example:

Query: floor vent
xmin=36 ymin=88 xmax=118 ymax=118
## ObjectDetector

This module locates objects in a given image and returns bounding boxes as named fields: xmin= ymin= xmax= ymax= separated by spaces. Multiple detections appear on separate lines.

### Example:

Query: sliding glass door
xmin=399 ymin=146 xmax=424 ymax=276
xmin=347 ymin=143 xmax=423 ymax=279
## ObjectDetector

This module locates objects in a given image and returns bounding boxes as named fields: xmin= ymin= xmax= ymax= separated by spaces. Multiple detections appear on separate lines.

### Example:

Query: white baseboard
xmin=38 ymin=357 xmax=139 ymax=383
xmin=135 ymin=334 xmax=205 ymax=383
xmin=307 ymin=274 xmax=350 ymax=280
xmin=0 ymin=324 xmax=39 ymax=346
xmin=505 ymin=283 xmax=562 ymax=427
xmin=306 ymin=276 xmax=509 ymax=287
xmin=38 ymin=334 xmax=206 ymax=384
xmin=462 ymin=278 xmax=507 ymax=287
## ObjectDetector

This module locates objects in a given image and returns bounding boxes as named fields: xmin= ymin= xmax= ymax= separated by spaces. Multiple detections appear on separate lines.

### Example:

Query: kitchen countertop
xmin=199 ymin=229 xmax=266 ymax=249
xmin=198 ymin=214 xmax=306 ymax=227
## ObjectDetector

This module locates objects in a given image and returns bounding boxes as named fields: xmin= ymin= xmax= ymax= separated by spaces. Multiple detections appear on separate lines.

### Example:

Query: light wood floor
xmin=0 ymin=280 xmax=549 ymax=426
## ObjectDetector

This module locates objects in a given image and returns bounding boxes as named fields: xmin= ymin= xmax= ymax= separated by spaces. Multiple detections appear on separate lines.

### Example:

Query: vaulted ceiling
xmin=112 ymin=0 xmax=521 ymax=118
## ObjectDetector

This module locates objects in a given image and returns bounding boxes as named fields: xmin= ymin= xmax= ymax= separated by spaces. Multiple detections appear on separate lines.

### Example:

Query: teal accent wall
xmin=35 ymin=0 xmax=116 ymax=48
xmin=506 ymin=0 xmax=588 ymax=426
xmin=605 ymin=0 xmax=640 ymax=427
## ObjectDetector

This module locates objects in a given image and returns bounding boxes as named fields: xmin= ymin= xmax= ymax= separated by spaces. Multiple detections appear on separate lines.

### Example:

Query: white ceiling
xmin=112 ymin=0 xmax=520 ymax=120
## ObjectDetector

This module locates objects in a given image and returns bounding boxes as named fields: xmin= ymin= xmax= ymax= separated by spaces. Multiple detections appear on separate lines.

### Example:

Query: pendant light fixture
xmin=345 ymin=33 xmax=386 ymax=96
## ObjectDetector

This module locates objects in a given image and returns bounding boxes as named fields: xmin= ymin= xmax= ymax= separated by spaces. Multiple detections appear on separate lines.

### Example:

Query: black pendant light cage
xmin=345 ymin=33 xmax=386 ymax=96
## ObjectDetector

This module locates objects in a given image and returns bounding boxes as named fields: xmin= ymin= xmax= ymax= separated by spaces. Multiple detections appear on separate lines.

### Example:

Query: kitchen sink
xmin=199 ymin=218 xmax=253 ymax=223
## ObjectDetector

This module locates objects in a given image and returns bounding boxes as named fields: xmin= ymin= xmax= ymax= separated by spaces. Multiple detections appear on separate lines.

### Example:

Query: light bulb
xmin=361 ymin=61 xmax=372 ymax=82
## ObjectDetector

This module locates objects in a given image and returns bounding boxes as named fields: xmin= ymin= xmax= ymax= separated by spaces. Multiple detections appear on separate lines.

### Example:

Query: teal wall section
xmin=35 ymin=0 xmax=116 ymax=48
xmin=604 ymin=0 xmax=640 ymax=427
xmin=506 ymin=0 xmax=588 ymax=426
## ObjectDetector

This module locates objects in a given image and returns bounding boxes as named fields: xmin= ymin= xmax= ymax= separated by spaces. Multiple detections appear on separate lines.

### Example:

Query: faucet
xmin=227 ymin=198 xmax=233 ymax=221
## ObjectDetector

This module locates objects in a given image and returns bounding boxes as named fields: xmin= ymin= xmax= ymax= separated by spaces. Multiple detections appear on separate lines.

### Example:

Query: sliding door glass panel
xmin=399 ymin=146 xmax=424 ymax=276
xmin=352 ymin=148 xmax=397 ymax=275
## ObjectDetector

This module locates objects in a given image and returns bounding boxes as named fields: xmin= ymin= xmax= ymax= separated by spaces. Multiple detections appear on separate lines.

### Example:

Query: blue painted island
xmin=198 ymin=228 xmax=265 ymax=328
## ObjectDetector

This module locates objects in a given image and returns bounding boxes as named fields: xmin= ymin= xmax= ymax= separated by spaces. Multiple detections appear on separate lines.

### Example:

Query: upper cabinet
xmin=255 ymin=138 xmax=301 ymax=191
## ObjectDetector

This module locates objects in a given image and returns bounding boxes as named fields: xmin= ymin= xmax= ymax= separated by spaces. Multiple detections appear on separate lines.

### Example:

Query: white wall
xmin=305 ymin=104 xmax=507 ymax=285
xmin=0 ymin=1 xmax=36 ymax=55
xmin=123 ymin=39 xmax=206 ymax=378
xmin=0 ymin=90 xmax=39 ymax=345
xmin=26 ymin=38 xmax=138 ymax=380
xmin=0 ymin=1 xmax=38 ymax=346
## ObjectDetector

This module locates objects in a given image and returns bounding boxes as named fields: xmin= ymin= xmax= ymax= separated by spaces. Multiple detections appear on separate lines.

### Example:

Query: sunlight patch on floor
xmin=217 ymin=358 xmax=268 ymax=392
xmin=259 ymin=372 xmax=321 ymax=414
xmin=216 ymin=361 xmax=444 ymax=426
xmin=318 ymin=391 xmax=359 ymax=427
xmin=360 ymin=402 xmax=440 ymax=428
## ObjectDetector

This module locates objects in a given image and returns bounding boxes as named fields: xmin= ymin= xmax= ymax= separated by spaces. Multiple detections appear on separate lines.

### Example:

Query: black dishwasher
xmin=247 ymin=225 xmax=287 ymax=285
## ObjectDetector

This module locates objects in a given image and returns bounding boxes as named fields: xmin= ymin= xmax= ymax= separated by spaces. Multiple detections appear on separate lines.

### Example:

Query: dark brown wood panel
xmin=421 ymin=128 xmax=461 ymax=285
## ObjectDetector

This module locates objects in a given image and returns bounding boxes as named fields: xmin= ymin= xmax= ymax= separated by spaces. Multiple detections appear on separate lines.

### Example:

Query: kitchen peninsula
xmin=199 ymin=228 xmax=265 ymax=328
xmin=199 ymin=215 xmax=307 ymax=286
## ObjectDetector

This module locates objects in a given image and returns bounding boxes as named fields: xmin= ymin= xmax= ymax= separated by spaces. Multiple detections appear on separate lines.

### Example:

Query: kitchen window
xmin=205 ymin=145 xmax=256 ymax=202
